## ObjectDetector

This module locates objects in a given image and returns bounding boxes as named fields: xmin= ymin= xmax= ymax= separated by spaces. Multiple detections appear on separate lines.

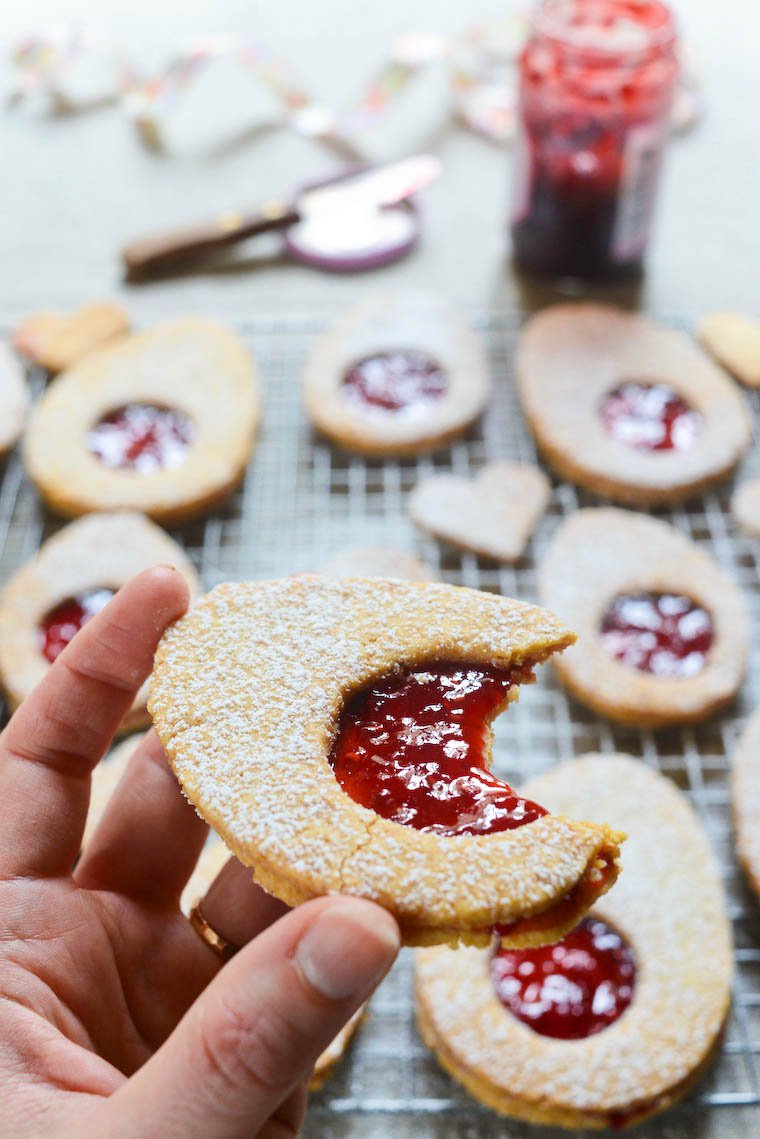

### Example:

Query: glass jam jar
xmin=511 ymin=0 xmax=678 ymax=281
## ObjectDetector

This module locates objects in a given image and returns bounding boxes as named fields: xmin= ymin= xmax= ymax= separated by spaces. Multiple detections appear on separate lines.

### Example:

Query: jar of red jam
xmin=511 ymin=0 xmax=678 ymax=281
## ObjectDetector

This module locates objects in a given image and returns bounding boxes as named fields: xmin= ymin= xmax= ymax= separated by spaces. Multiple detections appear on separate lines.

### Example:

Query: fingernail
xmin=295 ymin=900 xmax=400 ymax=1001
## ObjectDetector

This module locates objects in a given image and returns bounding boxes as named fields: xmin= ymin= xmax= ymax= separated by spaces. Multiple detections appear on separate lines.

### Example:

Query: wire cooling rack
xmin=3 ymin=312 xmax=760 ymax=1139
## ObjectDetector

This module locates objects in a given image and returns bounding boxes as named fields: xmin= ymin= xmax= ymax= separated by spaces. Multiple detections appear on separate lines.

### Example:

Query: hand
xmin=0 ymin=567 xmax=399 ymax=1138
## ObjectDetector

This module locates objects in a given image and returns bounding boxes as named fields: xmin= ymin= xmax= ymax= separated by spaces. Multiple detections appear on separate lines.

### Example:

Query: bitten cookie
xmin=24 ymin=318 xmax=261 ymax=526
xmin=539 ymin=508 xmax=749 ymax=728
xmin=416 ymin=755 xmax=732 ymax=1130
xmin=0 ymin=342 xmax=29 ymax=456
xmin=0 ymin=512 xmax=199 ymax=730
xmin=303 ymin=293 xmax=490 ymax=457
xmin=12 ymin=302 xmax=129 ymax=374
xmin=516 ymin=303 xmax=751 ymax=506
xmin=698 ymin=312 xmax=760 ymax=387
xmin=408 ymin=462 xmax=550 ymax=562
xmin=150 ymin=576 xmax=623 ymax=950
xmin=732 ymin=710 xmax=760 ymax=903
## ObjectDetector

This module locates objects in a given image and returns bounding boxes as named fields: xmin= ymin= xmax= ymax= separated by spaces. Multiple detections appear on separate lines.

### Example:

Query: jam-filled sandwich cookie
xmin=303 ymin=293 xmax=490 ymax=457
xmin=150 ymin=576 xmax=623 ymax=949
xmin=516 ymin=303 xmax=751 ymax=506
xmin=12 ymin=302 xmax=129 ymax=374
xmin=24 ymin=318 xmax=260 ymax=526
xmin=408 ymin=462 xmax=550 ymax=563
xmin=320 ymin=545 xmax=436 ymax=581
xmin=0 ymin=341 xmax=29 ymax=455
xmin=539 ymin=508 xmax=749 ymax=728
xmin=698 ymin=312 xmax=760 ymax=388
xmin=732 ymin=710 xmax=760 ymax=902
xmin=416 ymin=755 xmax=732 ymax=1130
xmin=0 ymin=512 xmax=199 ymax=730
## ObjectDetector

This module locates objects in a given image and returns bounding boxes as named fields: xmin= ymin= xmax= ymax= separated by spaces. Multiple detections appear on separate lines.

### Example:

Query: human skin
xmin=0 ymin=566 xmax=399 ymax=1138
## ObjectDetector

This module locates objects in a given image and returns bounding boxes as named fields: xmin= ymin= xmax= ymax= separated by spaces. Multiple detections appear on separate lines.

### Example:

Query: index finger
xmin=0 ymin=565 xmax=189 ymax=878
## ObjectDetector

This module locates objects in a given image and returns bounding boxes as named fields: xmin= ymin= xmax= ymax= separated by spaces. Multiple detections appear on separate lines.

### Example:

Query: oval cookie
xmin=516 ymin=303 xmax=751 ymax=506
xmin=416 ymin=754 xmax=732 ymax=1130
xmin=539 ymin=508 xmax=749 ymax=728
xmin=24 ymin=318 xmax=260 ymax=526
xmin=303 ymin=293 xmax=490 ymax=457
xmin=0 ymin=512 xmax=199 ymax=730
xmin=150 ymin=575 xmax=622 ymax=949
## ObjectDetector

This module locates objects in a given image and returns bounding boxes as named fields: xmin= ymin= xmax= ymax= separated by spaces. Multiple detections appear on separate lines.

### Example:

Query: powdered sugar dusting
xmin=149 ymin=576 xmax=618 ymax=933
xmin=416 ymin=754 xmax=732 ymax=1120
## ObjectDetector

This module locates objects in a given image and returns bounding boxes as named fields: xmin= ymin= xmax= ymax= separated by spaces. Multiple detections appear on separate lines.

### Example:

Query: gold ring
xmin=188 ymin=902 xmax=239 ymax=962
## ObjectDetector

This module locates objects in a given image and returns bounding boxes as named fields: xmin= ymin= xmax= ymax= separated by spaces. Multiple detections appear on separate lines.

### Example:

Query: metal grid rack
xmin=3 ymin=312 xmax=760 ymax=1138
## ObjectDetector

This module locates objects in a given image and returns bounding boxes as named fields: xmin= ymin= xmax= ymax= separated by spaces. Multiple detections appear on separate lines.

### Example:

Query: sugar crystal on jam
xmin=329 ymin=663 xmax=546 ymax=836
xmin=492 ymin=916 xmax=635 ymax=1039
xmin=88 ymin=403 xmax=192 ymax=474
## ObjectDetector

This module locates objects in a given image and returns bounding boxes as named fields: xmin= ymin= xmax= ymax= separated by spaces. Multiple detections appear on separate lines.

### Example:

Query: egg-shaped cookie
xmin=516 ymin=304 xmax=751 ymax=506
xmin=0 ymin=512 xmax=199 ymax=731
xmin=24 ymin=318 xmax=260 ymax=526
xmin=303 ymin=293 xmax=490 ymax=457
xmin=416 ymin=754 xmax=732 ymax=1130
xmin=539 ymin=508 xmax=749 ymax=728
xmin=150 ymin=575 xmax=623 ymax=949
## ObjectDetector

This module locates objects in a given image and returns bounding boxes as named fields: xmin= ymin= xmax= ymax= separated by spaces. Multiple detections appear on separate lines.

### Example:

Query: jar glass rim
xmin=534 ymin=0 xmax=677 ymax=60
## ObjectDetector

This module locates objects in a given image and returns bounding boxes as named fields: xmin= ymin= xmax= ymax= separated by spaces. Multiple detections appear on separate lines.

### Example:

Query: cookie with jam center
xmin=150 ymin=575 xmax=623 ymax=949
xmin=0 ymin=512 xmax=199 ymax=731
xmin=303 ymin=293 xmax=490 ymax=457
xmin=539 ymin=508 xmax=749 ymax=728
xmin=416 ymin=754 xmax=732 ymax=1130
xmin=24 ymin=318 xmax=260 ymax=526
xmin=516 ymin=303 xmax=751 ymax=506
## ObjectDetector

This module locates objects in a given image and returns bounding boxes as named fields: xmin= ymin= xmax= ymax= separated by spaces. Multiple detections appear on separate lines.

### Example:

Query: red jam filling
xmin=491 ymin=916 xmax=635 ymax=1040
xmin=511 ymin=1 xmax=678 ymax=280
xmin=600 ymin=381 xmax=702 ymax=451
xmin=600 ymin=591 xmax=713 ymax=677
xmin=88 ymin=403 xmax=193 ymax=473
xmin=341 ymin=351 xmax=447 ymax=415
xmin=39 ymin=587 xmax=115 ymax=663
xmin=329 ymin=663 xmax=547 ymax=836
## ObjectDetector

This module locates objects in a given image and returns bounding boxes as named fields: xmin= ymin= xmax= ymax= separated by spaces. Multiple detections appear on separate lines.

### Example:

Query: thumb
xmin=100 ymin=897 xmax=399 ymax=1139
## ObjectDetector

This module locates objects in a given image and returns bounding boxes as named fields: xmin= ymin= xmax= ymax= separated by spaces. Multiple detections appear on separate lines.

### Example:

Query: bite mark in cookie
xmin=150 ymin=576 xmax=623 ymax=948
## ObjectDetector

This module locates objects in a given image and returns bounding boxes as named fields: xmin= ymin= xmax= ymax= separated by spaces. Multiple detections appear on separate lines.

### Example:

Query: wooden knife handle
xmin=122 ymin=199 xmax=300 ymax=277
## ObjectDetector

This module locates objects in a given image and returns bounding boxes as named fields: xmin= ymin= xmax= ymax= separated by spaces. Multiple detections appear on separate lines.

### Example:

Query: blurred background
xmin=3 ymin=0 xmax=758 ymax=321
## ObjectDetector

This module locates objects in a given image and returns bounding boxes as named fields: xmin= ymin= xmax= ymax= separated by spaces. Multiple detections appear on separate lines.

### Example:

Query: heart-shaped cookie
xmin=698 ymin=311 xmax=760 ymax=387
xmin=408 ymin=462 xmax=550 ymax=563
xmin=12 ymin=302 xmax=129 ymax=374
